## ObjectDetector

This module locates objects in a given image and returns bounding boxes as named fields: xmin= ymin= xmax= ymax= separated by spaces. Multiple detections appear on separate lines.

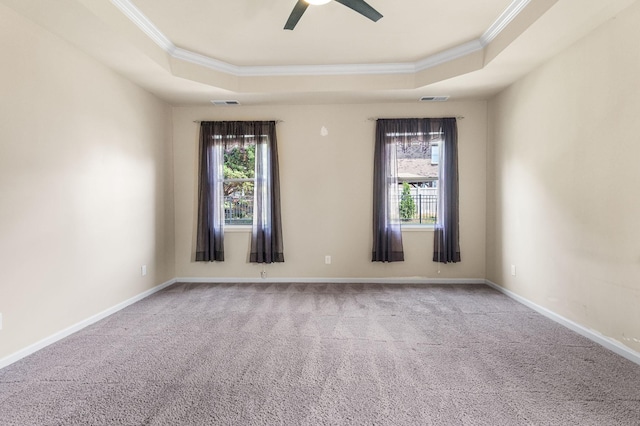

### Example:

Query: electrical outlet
xmin=511 ymin=264 xmax=516 ymax=276
xmin=325 ymin=255 xmax=332 ymax=265
xmin=141 ymin=265 xmax=147 ymax=276
xmin=260 ymin=270 xmax=267 ymax=279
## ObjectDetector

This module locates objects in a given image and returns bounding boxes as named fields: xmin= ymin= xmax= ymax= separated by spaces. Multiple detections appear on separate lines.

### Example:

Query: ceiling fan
xmin=284 ymin=0 xmax=383 ymax=30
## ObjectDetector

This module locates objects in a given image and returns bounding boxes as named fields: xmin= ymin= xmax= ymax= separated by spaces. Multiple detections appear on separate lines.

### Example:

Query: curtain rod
xmin=368 ymin=116 xmax=464 ymax=121
xmin=193 ymin=120 xmax=284 ymax=123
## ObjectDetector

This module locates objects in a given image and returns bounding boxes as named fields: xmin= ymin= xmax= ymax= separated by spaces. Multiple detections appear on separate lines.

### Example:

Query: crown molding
xmin=481 ymin=0 xmax=531 ymax=46
xmin=109 ymin=0 xmax=173 ymax=51
xmin=110 ymin=0 xmax=531 ymax=77
xmin=171 ymin=46 xmax=417 ymax=76
xmin=240 ymin=62 xmax=416 ymax=77
xmin=415 ymin=39 xmax=484 ymax=72
xmin=171 ymin=46 xmax=241 ymax=75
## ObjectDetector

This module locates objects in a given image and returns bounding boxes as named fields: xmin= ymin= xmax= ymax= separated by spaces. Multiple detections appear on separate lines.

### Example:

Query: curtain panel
xmin=372 ymin=119 xmax=406 ymax=262
xmin=195 ymin=121 xmax=284 ymax=263
xmin=433 ymin=118 xmax=461 ymax=263
xmin=250 ymin=122 xmax=285 ymax=263
xmin=195 ymin=122 xmax=225 ymax=261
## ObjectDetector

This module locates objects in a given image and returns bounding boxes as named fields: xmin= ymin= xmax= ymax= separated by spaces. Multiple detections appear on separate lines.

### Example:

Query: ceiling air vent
xmin=211 ymin=100 xmax=240 ymax=106
xmin=420 ymin=96 xmax=449 ymax=102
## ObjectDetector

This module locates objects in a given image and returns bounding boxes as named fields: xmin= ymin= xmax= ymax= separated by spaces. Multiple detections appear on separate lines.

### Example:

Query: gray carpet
xmin=1 ymin=283 xmax=639 ymax=425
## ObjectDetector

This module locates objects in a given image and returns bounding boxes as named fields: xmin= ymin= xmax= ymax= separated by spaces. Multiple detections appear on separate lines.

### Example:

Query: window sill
xmin=225 ymin=225 xmax=252 ymax=233
xmin=401 ymin=225 xmax=435 ymax=232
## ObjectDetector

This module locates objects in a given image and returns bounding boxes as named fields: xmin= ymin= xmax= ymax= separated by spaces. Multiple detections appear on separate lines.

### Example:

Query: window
xmin=430 ymin=143 xmax=439 ymax=165
xmin=223 ymin=141 xmax=255 ymax=225
xmin=396 ymin=131 xmax=442 ymax=225
xmin=196 ymin=121 xmax=284 ymax=263
xmin=372 ymin=118 xmax=459 ymax=263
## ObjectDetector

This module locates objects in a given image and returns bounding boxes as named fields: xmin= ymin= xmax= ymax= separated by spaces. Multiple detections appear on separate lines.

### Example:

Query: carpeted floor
xmin=1 ymin=282 xmax=639 ymax=425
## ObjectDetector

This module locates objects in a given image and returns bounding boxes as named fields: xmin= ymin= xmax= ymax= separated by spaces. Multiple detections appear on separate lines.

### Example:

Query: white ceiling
xmin=2 ymin=0 xmax=636 ymax=105
xmin=129 ymin=0 xmax=514 ymax=66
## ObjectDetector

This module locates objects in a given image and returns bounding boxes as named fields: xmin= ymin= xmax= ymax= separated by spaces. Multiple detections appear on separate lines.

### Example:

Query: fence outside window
xmin=224 ymin=196 xmax=253 ymax=225
xmin=400 ymin=193 xmax=437 ymax=225
xmin=224 ymin=193 xmax=436 ymax=226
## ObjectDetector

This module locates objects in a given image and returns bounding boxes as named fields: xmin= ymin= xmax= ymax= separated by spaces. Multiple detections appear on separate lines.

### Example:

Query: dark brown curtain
xmin=372 ymin=119 xmax=408 ymax=262
xmin=195 ymin=122 xmax=225 ymax=261
xmin=433 ymin=118 xmax=461 ymax=263
xmin=249 ymin=122 xmax=285 ymax=263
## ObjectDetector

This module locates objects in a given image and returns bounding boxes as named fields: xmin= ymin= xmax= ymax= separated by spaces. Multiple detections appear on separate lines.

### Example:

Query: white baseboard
xmin=0 ymin=276 xmax=480 ymax=370
xmin=485 ymin=280 xmax=640 ymax=366
xmin=0 ymin=278 xmax=177 ymax=370
xmin=5 ymin=277 xmax=637 ymax=370
xmin=175 ymin=276 xmax=487 ymax=285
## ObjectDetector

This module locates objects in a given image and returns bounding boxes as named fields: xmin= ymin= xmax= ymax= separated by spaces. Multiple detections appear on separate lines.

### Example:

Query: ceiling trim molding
xmin=238 ymin=62 xmax=416 ymax=77
xmin=110 ymin=0 xmax=531 ymax=77
xmin=171 ymin=46 xmax=241 ymax=75
xmin=415 ymin=39 xmax=484 ymax=72
xmin=172 ymin=46 xmax=417 ymax=76
xmin=109 ymin=0 xmax=173 ymax=51
xmin=481 ymin=0 xmax=531 ymax=46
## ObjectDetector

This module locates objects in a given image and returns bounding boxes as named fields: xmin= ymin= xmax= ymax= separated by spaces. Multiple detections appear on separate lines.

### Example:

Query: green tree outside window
xmin=400 ymin=182 xmax=416 ymax=221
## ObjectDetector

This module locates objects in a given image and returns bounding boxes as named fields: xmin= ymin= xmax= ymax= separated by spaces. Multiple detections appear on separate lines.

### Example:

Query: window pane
xmin=223 ymin=143 xmax=255 ymax=225
xmin=223 ymin=143 xmax=255 ymax=180
xmin=223 ymin=181 xmax=254 ymax=225
xmin=430 ymin=143 xmax=440 ymax=165
xmin=396 ymin=137 xmax=440 ymax=225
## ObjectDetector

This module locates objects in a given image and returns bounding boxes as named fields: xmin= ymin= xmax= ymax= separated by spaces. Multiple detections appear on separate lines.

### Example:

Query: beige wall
xmin=487 ymin=1 xmax=640 ymax=353
xmin=0 ymin=4 xmax=175 ymax=360
xmin=173 ymin=102 xmax=487 ymax=281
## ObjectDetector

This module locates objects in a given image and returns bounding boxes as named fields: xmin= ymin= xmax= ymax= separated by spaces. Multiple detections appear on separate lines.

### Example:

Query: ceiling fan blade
xmin=335 ymin=0 xmax=383 ymax=22
xmin=284 ymin=0 xmax=309 ymax=30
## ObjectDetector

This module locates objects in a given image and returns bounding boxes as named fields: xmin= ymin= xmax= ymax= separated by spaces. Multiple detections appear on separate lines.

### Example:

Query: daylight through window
xmin=395 ymin=131 xmax=443 ymax=225
xmin=223 ymin=140 xmax=256 ymax=225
